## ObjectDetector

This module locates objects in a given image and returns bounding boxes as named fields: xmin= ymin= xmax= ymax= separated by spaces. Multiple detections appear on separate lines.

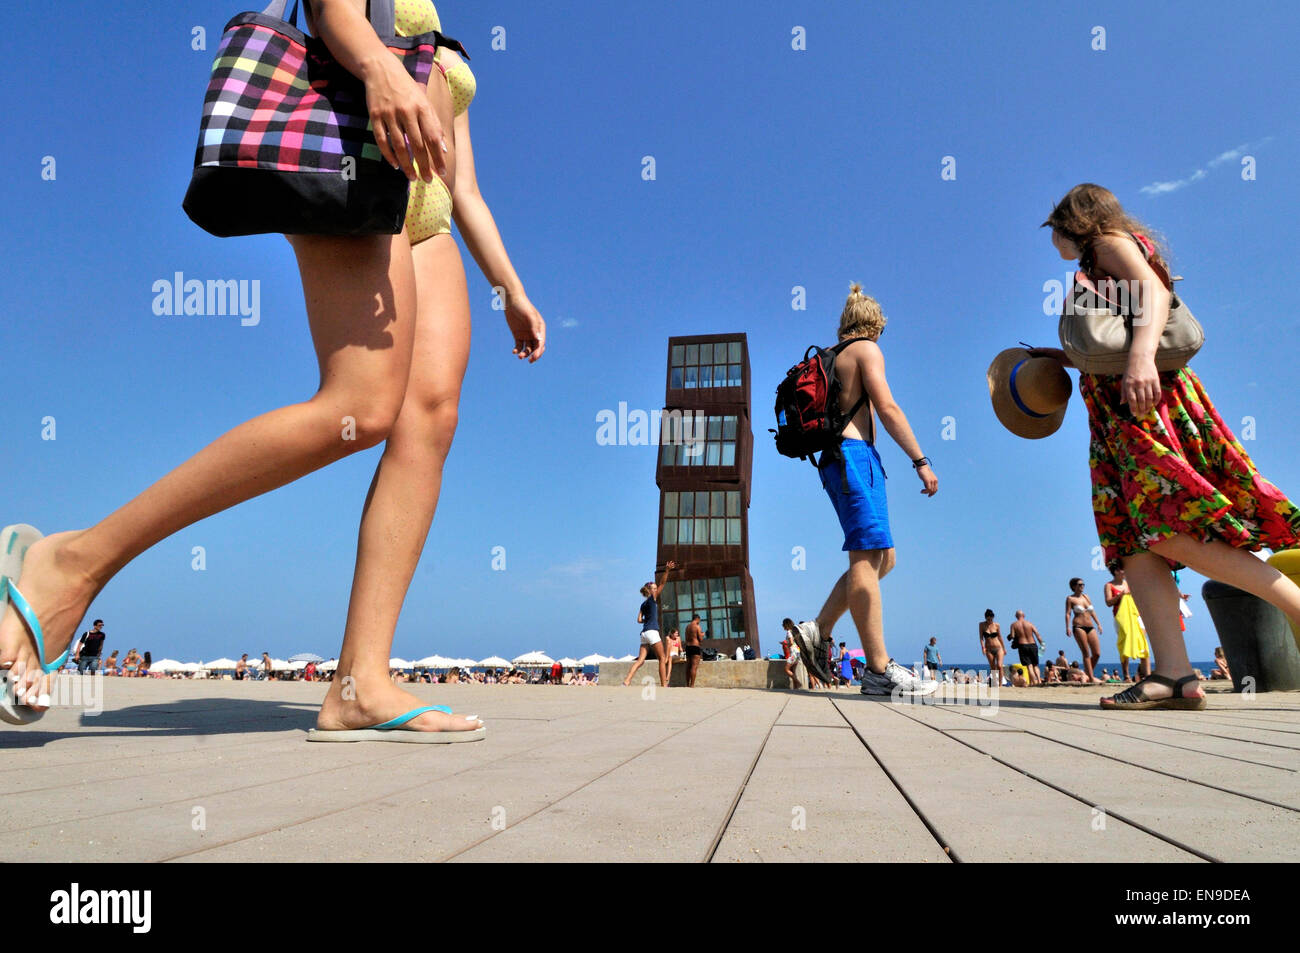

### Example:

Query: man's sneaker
xmin=860 ymin=659 xmax=938 ymax=697
xmin=792 ymin=620 xmax=836 ymax=685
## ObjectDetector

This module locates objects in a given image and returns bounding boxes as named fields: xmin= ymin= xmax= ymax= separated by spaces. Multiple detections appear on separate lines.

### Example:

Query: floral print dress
xmin=1082 ymin=367 xmax=1300 ymax=571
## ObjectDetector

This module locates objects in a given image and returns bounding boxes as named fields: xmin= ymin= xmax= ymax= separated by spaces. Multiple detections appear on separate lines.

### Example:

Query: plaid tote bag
xmin=183 ymin=0 xmax=464 ymax=237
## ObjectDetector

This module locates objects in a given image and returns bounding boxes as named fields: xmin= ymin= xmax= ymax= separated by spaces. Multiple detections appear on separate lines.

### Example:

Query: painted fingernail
xmin=36 ymin=693 xmax=50 ymax=707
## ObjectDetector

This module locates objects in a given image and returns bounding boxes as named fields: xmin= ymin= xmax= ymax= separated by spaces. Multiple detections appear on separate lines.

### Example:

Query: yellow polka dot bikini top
xmin=394 ymin=0 xmax=476 ymax=115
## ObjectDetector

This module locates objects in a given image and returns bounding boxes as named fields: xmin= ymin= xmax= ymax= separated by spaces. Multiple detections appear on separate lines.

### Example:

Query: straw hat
xmin=987 ymin=347 xmax=1071 ymax=439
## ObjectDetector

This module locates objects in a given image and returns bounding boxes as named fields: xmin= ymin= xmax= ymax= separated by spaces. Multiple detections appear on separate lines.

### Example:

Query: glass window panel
xmin=700 ymin=364 xmax=712 ymax=388
xmin=727 ymin=491 xmax=740 ymax=516
xmin=670 ymin=367 xmax=683 ymax=389
xmin=710 ymin=518 xmax=725 ymax=544
xmin=731 ymin=608 xmax=745 ymax=634
xmin=726 ymin=577 xmax=742 ymax=604
xmin=664 ymin=491 xmax=678 ymax=517
xmin=699 ymin=343 xmax=712 ymax=364
xmin=685 ymin=344 xmax=698 ymax=365
xmin=728 ymin=364 xmax=741 ymax=386
xmin=677 ymin=519 xmax=692 ymax=544
xmin=673 ymin=442 xmax=686 ymax=466
xmin=679 ymin=492 xmax=693 ymax=517
xmin=694 ymin=518 xmax=708 ymax=543
xmin=692 ymin=580 xmax=708 ymax=606
xmin=662 ymin=518 xmax=675 ymax=544
xmin=711 ymin=609 xmax=729 ymax=639
xmin=684 ymin=365 xmax=697 ymax=389
xmin=660 ymin=442 xmax=675 ymax=466
xmin=676 ymin=588 xmax=692 ymax=612
xmin=727 ymin=518 xmax=741 ymax=544
xmin=705 ymin=442 xmax=720 ymax=466
xmin=695 ymin=492 xmax=708 ymax=513
xmin=729 ymin=341 xmax=742 ymax=363
xmin=723 ymin=416 xmax=738 ymax=439
xmin=721 ymin=443 xmax=735 ymax=466
xmin=671 ymin=345 xmax=684 ymax=366
xmin=707 ymin=416 xmax=722 ymax=439
xmin=711 ymin=491 xmax=725 ymax=515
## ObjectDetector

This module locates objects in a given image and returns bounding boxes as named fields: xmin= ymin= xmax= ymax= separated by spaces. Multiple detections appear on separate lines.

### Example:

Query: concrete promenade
xmin=2 ymin=678 xmax=1298 ymax=862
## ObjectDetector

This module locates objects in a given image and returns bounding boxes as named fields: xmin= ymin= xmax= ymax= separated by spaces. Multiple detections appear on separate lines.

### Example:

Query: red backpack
xmin=771 ymin=337 xmax=873 ymax=475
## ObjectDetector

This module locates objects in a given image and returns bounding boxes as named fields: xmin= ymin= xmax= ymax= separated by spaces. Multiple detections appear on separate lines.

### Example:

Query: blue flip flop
xmin=1 ymin=525 xmax=70 ymax=726
xmin=305 ymin=704 xmax=486 ymax=743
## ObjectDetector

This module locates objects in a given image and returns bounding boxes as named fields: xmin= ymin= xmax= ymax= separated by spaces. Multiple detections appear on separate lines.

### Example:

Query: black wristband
xmin=912 ymin=455 xmax=931 ymax=469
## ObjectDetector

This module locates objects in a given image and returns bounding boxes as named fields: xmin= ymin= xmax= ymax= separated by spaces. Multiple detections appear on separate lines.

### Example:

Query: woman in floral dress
xmin=1031 ymin=184 xmax=1300 ymax=710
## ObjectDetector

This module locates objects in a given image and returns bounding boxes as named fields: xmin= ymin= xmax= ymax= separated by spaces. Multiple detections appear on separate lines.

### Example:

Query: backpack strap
xmin=820 ymin=337 xmax=875 ymax=491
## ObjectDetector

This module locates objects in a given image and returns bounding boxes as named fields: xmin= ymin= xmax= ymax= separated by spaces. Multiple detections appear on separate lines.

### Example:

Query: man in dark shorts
xmin=683 ymin=614 xmax=704 ymax=688
xmin=72 ymin=620 xmax=107 ymax=675
xmin=1009 ymin=610 xmax=1045 ymax=685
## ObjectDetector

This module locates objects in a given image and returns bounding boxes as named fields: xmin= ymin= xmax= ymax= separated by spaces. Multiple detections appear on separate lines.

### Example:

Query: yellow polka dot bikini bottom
xmin=405 ymin=57 xmax=476 ymax=244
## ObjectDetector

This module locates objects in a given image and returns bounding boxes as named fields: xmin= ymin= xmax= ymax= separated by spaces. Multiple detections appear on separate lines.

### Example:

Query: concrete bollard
xmin=1266 ymin=549 xmax=1300 ymax=653
xmin=1202 ymin=580 xmax=1300 ymax=692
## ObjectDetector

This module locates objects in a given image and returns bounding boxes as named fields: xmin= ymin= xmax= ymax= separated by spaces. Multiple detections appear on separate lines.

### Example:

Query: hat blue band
xmin=1009 ymin=360 xmax=1050 ymax=419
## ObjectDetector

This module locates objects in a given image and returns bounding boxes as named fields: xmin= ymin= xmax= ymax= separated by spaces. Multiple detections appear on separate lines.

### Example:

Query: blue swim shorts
xmin=819 ymin=439 xmax=894 ymax=552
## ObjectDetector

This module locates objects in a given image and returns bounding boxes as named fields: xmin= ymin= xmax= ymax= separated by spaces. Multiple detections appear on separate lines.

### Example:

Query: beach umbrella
xmin=319 ymin=659 xmax=339 ymax=672
xmin=150 ymin=658 xmax=185 ymax=673
xmin=414 ymin=655 xmax=453 ymax=669
xmin=556 ymin=657 xmax=579 ymax=668
xmin=477 ymin=656 xmax=511 ymax=668
xmin=618 ymin=654 xmax=636 ymax=662
xmin=270 ymin=658 xmax=294 ymax=671
xmin=389 ymin=658 xmax=413 ymax=670
xmin=288 ymin=652 xmax=325 ymax=663
xmin=204 ymin=657 xmax=239 ymax=670
xmin=512 ymin=650 xmax=554 ymax=667
xmin=577 ymin=653 xmax=608 ymax=666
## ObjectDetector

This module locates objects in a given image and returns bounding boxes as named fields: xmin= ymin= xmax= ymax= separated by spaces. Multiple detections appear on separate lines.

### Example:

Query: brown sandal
xmin=1100 ymin=673 xmax=1206 ymax=711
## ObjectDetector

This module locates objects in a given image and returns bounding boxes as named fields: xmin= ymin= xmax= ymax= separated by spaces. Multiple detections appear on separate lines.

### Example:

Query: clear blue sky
xmin=3 ymin=1 xmax=1298 ymax=667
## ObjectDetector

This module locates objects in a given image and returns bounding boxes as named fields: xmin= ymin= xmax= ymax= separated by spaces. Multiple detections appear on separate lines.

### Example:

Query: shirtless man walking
xmin=786 ymin=285 xmax=939 ymax=697
xmin=1008 ymin=610 xmax=1045 ymax=685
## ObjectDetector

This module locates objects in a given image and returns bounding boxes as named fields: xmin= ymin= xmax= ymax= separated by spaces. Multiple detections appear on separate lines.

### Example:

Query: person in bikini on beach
xmin=1065 ymin=579 xmax=1103 ymax=683
xmin=978 ymin=610 xmax=1006 ymax=685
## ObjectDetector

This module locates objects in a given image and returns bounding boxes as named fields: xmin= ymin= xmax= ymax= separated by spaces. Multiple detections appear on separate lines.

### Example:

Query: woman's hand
xmin=1121 ymin=354 xmax=1161 ymax=416
xmin=1025 ymin=346 xmax=1073 ymax=368
xmin=505 ymin=293 xmax=547 ymax=363
xmin=363 ymin=54 xmax=447 ymax=182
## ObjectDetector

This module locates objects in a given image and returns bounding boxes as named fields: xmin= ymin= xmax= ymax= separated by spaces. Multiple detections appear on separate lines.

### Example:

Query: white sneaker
xmin=860 ymin=659 xmax=937 ymax=697
xmin=792 ymin=620 xmax=835 ymax=684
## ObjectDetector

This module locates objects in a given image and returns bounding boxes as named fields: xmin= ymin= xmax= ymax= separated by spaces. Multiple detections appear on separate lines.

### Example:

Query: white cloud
xmin=1139 ymin=137 xmax=1270 ymax=197
xmin=560 ymin=318 xmax=579 ymax=329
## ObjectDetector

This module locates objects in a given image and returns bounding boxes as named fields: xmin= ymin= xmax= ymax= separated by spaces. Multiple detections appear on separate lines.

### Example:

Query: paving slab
xmin=712 ymin=722 xmax=950 ymax=863
xmin=832 ymin=697 xmax=1201 ymax=863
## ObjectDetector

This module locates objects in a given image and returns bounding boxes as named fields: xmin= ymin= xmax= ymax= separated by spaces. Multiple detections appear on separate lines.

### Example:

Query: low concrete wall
xmin=599 ymin=658 xmax=805 ymax=690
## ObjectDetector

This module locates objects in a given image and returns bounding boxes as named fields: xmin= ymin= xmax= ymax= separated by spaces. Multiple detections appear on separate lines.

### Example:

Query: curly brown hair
xmin=1042 ymin=184 xmax=1169 ymax=274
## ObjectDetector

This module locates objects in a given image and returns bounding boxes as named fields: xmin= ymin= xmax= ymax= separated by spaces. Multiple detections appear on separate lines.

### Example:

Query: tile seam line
xmin=1033 ymin=707 xmax=1300 ymax=750
xmin=830 ymin=698 xmax=958 ymax=864
xmin=937 ymin=702 xmax=1300 ymax=815
xmin=156 ymin=710 xmax=676 ymax=863
xmin=702 ymin=695 xmax=789 ymax=863
xmin=890 ymin=704 xmax=1221 ymax=862
xmin=969 ymin=708 xmax=1298 ymax=773
xmin=436 ymin=696 xmax=755 ymax=863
